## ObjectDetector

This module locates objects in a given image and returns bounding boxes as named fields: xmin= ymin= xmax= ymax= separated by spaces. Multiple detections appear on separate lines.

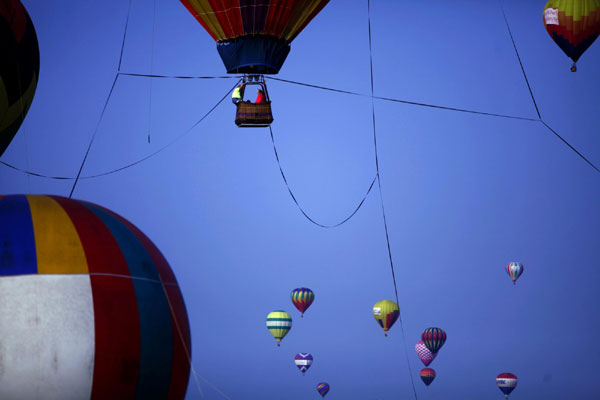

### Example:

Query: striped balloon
xmin=421 ymin=327 xmax=447 ymax=353
xmin=0 ymin=195 xmax=191 ymax=399
xmin=496 ymin=372 xmax=518 ymax=398
xmin=420 ymin=368 xmax=436 ymax=387
xmin=415 ymin=340 xmax=437 ymax=367
xmin=291 ymin=287 xmax=314 ymax=317
xmin=372 ymin=299 xmax=400 ymax=336
xmin=316 ymin=382 xmax=330 ymax=397
xmin=266 ymin=310 xmax=292 ymax=346
xmin=294 ymin=353 xmax=313 ymax=375
xmin=506 ymin=262 xmax=524 ymax=285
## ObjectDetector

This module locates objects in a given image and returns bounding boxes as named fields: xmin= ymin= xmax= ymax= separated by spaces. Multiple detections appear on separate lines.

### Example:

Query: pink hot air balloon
xmin=415 ymin=340 xmax=437 ymax=366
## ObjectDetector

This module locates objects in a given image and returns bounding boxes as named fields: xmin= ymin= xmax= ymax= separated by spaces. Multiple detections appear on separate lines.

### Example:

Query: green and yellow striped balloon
xmin=266 ymin=310 xmax=292 ymax=346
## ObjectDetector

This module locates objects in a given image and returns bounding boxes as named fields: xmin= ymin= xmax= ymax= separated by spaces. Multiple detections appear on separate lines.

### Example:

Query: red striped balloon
xmin=420 ymin=368 xmax=436 ymax=386
xmin=421 ymin=327 xmax=447 ymax=353
xmin=0 ymin=195 xmax=191 ymax=399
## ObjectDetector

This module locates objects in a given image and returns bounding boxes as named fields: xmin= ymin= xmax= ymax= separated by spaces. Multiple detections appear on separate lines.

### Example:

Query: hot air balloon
xmin=266 ymin=310 xmax=292 ymax=346
xmin=373 ymin=300 xmax=399 ymax=336
xmin=0 ymin=195 xmax=191 ymax=399
xmin=291 ymin=287 xmax=314 ymax=317
xmin=543 ymin=0 xmax=600 ymax=71
xmin=506 ymin=262 xmax=524 ymax=284
xmin=421 ymin=327 xmax=446 ymax=353
xmin=420 ymin=368 xmax=436 ymax=387
xmin=180 ymin=0 xmax=329 ymax=127
xmin=415 ymin=340 xmax=437 ymax=367
xmin=294 ymin=353 xmax=313 ymax=375
xmin=496 ymin=373 xmax=518 ymax=399
xmin=0 ymin=0 xmax=40 ymax=157
xmin=316 ymin=382 xmax=330 ymax=398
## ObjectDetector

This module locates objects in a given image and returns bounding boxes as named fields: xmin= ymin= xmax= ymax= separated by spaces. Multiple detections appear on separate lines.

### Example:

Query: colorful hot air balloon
xmin=291 ymin=287 xmax=314 ymax=317
xmin=0 ymin=0 xmax=40 ymax=157
xmin=180 ymin=0 xmax=329 ymax=74
xmin=496 ymin=373 xmax=518 ymax=399
xmin=415 ymin=340 xmax=437 ymax=367
xmin=266 ymin=310 xmax=292 ymax=346
xmin=506 ymin=262 xmax=524 ymax=285
xmin=543 ymin=0 xmax=600 ymax=71
xmin=420 ymin=368 xmax=436 ymax=387
xmin=0 ymin=195 xmax=191 ymax=399
xmin=294 ymin=353 xmax=313 ymax=375
xmin=372 ymin=300 xmax=399 ymax=336
xmin=316 ymin=382 xmax=330 ymax=398
xmin=422 ymin=327 xmax=447 ymax=353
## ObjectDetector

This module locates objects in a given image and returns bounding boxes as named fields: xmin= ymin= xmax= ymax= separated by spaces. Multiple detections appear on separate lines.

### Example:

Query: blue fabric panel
xmin=82 ymin=203 xmax=174 ymax=399
xmin=217 ymin=35 xmax=290 ymax=74
xmin=0 ymin=195 xmax=37 ymax=275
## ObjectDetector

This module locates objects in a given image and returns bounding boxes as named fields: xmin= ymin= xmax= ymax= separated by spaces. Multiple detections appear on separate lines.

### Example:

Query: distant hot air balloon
xmin=294 ymin=353 xmax=313 ymax=375
xmin=266 ymin=310 xmax=292 ymax=346
xmin=372 ymin=300 xmax=399 ymax=336
xmin=180 ymin=0 xmax=329 ymax=74
xmin=0 ymin=0 xmax=40 ymax=157
xmin=421 ymin=327 xmax=446 ymax=353
xmin=0 ymin=195 xmax=191 ymax=399
xmin=316 ymin=382 xmax=330 ymax=398
xmin=496 ymin=373 xmax=518 ymax=399
xmin=415 ymin=340 xmax=437 ymax=367
xmin=291 ymin=287 xmax=314 ymax=317
xmin=506 ymin=262 xmax=524 ymax=285
xmin=543 ymin=0 xmax=600 ymax=71
xmin=420 ymin=368 xmax=436 ymax=387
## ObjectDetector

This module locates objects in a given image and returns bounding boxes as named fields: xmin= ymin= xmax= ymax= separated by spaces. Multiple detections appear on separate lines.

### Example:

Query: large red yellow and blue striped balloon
xmin=180 ymin=0 xmax=329 ymax=74
xmin=421 ymin=327 xmax=447 ymax=354
xmin=316 ymin=382 xmax=330 ymax=397
xmin=291 ymin=287 xmax=314 ymax=317
xmin=0 ymin=195 xmax=191 ymax=399
xmin=543 ymin=0 xmax=600 ymax=71
xmin=420 ymin=368 xmax=436 ymax=387
xmin=372 ymin=299 xmax=400 ymax=336
xmin=506 ymin=261 xmax=524 ymax=285
xmin=0 ymin=0 xmax=40 ymax=156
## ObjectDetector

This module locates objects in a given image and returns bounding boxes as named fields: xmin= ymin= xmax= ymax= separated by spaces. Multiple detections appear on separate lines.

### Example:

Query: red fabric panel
xmin=266 ymin=0 xmax=294 ymax=37
xmin=221 ymin=0 xmax=244 ymax=37
xmin=180 ymin=0 xmax=218 ymax=41
xmin=89 ymin=275 xmax=141 ymax=400
xmin=207 ymin=0 xmax=236 ymax=38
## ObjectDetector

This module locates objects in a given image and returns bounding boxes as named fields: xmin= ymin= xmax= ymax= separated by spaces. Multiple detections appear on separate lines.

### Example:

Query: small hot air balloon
xmin=415 ymin=340 xmax=437 ymax=367
xmin=316 ymin=382 xmax=330 ymax=398
xmin=496 ymin=373 xmax=518 ymax=399
xmin=294 ymin=353 xmax=313 ymax=375
xmin=266 ymin=310 xmax=292 ymax=346
xmin=0 ymin=0 xmax=40 ymax=157
xmin=372 ymin=300 xmax=399 ymax=336
xmin=420 ymin=368 xmax=436 ymax=387
xmin=506 ymin=262 xmax=524 ymax=285
xmin=543 ymin=0 xmax=600 ymax=71
xmin=421 ymin=327 xmax=446 ymax=353
xmin=291 ymin=287 xmax=314 ymax=317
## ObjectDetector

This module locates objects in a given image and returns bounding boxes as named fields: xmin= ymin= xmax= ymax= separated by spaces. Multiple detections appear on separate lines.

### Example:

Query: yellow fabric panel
xmin=282 ymin=0 xmax=325 ymax=41
xmin=546 ymin=0 xmax=600 ymax=20
xmin=187 ymin=0 xmax=227 ymax=40
xmin=27 ymin=195 xmax=89 ymax=274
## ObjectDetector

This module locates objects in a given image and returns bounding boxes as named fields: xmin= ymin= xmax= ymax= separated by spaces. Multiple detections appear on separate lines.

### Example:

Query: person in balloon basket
xmin=232 ymin=83 xmax=245 ymax=104
xmin=255 ymin=89 xmax=267 ymax=104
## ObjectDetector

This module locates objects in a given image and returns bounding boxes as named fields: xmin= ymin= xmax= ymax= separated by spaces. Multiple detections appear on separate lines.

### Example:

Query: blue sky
xmin=2 ymin=0 xmax=599 ymax=399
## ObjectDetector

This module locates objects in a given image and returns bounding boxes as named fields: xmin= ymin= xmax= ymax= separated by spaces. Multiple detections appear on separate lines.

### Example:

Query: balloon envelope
xmin=316 ymin=382 xmax=330 ymax=397
xmin=291 ymin=287 xmax=314 ymax=316
xmin=0 ymin=195 xmax=191 ymax=399
xmin=543 ymin=0 xmax=600 ymax=69
xmin=0 ymin=0 xmax=40 ymax=156
xmin=415 ymin=340 xmax=437 ymax=366
xmin=294 ymin=353 xmax=313 ymax=374
xmin=180 ymin=0 xmax=329 ymax=74
xmin=266 ymin=310 xmax=292 ymax=344
xmin=421 ymin=327 xmax=447 ymax=353
xmin=373 ymin=299 xmax=400 ymax=335
xmin=496 ymin=372 xmax=518 ymax=396
xmin=506 ymin=262 xmax=524 ymax=284
xmin=420 ymin=368 xmax=436 ymax=386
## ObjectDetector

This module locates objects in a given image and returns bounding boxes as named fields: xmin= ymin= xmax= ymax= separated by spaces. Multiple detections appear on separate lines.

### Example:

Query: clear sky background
xmin=1 ymin=0 xmax=599 ymax=399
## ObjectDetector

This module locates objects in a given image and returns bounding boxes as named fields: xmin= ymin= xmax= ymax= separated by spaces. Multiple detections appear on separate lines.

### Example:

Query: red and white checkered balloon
xmin=415 ymin=340 xmax=437 ymax=366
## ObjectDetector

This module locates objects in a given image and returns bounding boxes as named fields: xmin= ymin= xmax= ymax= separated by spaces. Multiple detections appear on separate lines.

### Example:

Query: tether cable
xmin=269 ymin=125 xmax=377 ymax=228
xmin=367 ymin=1 xmax=418 ymax=398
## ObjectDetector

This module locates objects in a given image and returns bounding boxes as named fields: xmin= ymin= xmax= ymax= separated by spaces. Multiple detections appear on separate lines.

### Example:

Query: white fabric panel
xmin=0 ymin=275 xmax=95 ymax=400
